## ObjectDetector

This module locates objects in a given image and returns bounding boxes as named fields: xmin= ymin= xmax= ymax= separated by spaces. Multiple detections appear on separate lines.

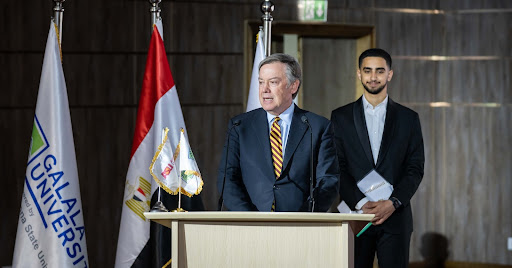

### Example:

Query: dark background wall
xmin=1 ymin=0 xmax=511 ymax=267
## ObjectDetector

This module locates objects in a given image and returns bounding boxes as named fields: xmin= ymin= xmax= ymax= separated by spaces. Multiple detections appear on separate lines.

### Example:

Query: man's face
xmin=357 ymin=56 xmax=393 ymax=95
xmin=259 ymin=62 xmax=298 ymax=116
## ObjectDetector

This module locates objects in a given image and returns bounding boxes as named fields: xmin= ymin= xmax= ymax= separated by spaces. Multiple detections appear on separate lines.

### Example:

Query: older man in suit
xmin=217 ymin=53 xmax=339 ymax=212
xmin=331 ymin=48 xmax=424 ymax=268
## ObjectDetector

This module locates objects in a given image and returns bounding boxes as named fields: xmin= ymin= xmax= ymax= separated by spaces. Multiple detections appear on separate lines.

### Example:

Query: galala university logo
xmin=28 ymin=116 xmax=49 ymax=165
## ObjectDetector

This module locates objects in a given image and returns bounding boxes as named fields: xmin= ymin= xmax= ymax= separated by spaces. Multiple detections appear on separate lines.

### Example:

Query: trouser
xmin=354 ymin=224 xmax=412 ymax=268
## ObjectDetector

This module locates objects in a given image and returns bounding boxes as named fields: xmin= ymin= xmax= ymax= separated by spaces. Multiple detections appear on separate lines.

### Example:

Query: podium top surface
xmin=144 ymin=211 xmax=374 ymax=223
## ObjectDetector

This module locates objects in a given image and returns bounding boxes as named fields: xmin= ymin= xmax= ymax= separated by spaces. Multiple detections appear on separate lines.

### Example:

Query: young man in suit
xmin=331 ymin=48 xmax=425 ymax=267
xmin=217 ymin=53 xmax=339 ymax=212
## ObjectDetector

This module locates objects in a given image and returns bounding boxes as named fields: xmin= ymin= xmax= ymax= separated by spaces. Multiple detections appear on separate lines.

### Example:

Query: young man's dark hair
xmin=359 ymin=48 xmax=392 ymax=69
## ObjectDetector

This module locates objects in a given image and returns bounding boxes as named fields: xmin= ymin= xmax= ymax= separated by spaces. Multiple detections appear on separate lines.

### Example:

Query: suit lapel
xmin=376 ymin=98 xmax=397 ymax=168
xmin=353 ymin=97 xmax=375 ymax=167
xmin=250 ymin=109 xmax=275 ymax=180
xmin=282 ymin=106 xmax=308 ymax=173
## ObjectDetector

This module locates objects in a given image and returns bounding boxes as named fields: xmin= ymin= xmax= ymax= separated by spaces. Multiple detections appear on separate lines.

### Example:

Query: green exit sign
xmin=299 ymin=0 xmax=328 ymax=22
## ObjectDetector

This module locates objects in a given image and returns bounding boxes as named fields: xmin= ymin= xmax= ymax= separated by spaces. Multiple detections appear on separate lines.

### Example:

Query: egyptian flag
xmin=115 ymin=22 xmax=204 ymax=268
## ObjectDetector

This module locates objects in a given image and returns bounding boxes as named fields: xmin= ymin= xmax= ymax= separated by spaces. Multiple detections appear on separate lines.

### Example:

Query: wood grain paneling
xmin=0 ymin=109 xmax=34 ymax=265
xmin=373 ymin=1 xmax=440 ymax=9
xmin=438 ymin=60 xmax=511 ymax=103
xmin=440 ymin=1 xmax=512 ymax=9
xmin=71 ymin=108 xmax=135 ymax=267
xmin=0 ymin=54 xmax=43 ymax=107
xmin=444 ymin=12 xmax=512 ymax=56
xmin=62 ymin=1 xmax=150 ymax=52
xmin=0 ymin=1 xmax=53 ymax=51
xmin=406 ymin=104 xmax=512 ymax=264
xmin=170 ymin=55 xmax=243 ymax=104
xmin=302 ymin=37 xmax=358 ymax=118
xmin=327 ymin=6 xmax=375 ymax=25
xmin=375 ymin=12 xmax=444 ymax=56
xmin=1 ymin=0 xmax=511 ymax=266
xmin=163 ymin=3 xmax=257 ymax=53
xmin=64 ymin=54 xmax=144 ymax=106
xmin=389 ymin=59 xmax=438 ymax=103
xmin=181 ymin=105 xmax=243 ymax=211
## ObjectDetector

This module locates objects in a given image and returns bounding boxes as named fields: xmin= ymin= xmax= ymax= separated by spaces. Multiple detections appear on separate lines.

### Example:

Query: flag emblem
xmin=125 ymin=177 xmax=151 ymax=221
xmin=13 ymin=21 xmax=88 ymax=267
xmin=28 ymin=116 xmax=49 ymax=165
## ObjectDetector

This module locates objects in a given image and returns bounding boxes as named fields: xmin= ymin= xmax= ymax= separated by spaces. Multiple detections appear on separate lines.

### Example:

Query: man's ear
xmin=290 ymin=80 xmax=299 ymax=95
xmin=387 ymin=69 xmax=394 ymax=81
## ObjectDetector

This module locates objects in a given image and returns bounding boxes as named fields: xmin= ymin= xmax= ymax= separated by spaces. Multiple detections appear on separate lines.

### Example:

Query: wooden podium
xmin=144 ymin=211 xmax=373 ymax=268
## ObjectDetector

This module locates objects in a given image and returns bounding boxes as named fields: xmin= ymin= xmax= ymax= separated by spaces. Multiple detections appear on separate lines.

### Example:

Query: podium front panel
xmin=175 ymin=221 xmax=352 ymax=268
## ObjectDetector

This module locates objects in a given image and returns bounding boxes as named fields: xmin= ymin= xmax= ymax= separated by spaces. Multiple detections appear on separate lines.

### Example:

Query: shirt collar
xmin=362 ymin=94 xmax=389 ymax=110
xmin=267 ymin=103 xmax=295 ymax=125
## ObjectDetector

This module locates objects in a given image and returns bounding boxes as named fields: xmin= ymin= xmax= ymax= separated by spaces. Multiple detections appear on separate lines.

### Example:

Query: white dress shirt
xmin=266 ymin=103 xmax=294 ymax=157
xmin=355 ymin=94 xmax=388 ymax=210
xmin=363 ymin=94 xmax=388 ymax=164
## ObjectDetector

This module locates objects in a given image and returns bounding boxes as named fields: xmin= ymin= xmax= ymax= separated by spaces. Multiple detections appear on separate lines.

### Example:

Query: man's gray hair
xmin=258 ymin=53 xmax=302 ymax=98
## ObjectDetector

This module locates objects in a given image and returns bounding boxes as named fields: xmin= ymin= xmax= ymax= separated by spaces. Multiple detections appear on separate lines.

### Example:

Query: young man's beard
xmin=362 ymin=82 xmax=386 ymax=95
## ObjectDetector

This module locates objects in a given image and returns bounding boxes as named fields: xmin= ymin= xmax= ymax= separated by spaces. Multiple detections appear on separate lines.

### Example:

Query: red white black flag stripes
xmin=115 ymin=25 xmax=203 ymax=268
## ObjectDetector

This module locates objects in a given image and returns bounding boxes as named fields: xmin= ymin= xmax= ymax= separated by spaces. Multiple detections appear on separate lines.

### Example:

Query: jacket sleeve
xmin=313 ymin=121 xmax=340 ymax=212
xmin=331 ymin=111 xmax=367 ymax=210
xmin=390 ymin=113 xmax=425 ymax=207
xmin=217 ymin=119 xmax=257 ymax=211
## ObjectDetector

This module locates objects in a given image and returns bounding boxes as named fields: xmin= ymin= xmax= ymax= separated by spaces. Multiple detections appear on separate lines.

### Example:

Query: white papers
xmin=337 ymin=201 xmax=362 ymax=214
xmin=357 ymin=170 xmax=393 ymax=202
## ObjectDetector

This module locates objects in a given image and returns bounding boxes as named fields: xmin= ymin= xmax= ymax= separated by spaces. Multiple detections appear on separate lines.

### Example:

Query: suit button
xmin=273 ymin=186 xmax=279 ymax=189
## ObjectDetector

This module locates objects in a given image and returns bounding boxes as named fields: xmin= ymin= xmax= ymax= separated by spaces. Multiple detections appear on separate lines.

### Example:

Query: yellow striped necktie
xmin=270 ymin=117 xmax=283 ymax=212
xmin=270 ymin=117 xmax=283 ymax=178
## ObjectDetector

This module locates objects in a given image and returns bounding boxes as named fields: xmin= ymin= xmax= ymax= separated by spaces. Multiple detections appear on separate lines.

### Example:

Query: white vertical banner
xmin=12 ymin=21 xmax=89 ymax=267
xmin=246 ymin=29 xmax=265 ymax=112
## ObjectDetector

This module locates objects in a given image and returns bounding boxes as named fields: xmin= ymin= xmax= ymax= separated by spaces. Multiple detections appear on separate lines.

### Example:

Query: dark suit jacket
xmin=217 ymin=105 xmax=339 ymax=212
xmin=331 ymin=97 xmax=424 ymax=233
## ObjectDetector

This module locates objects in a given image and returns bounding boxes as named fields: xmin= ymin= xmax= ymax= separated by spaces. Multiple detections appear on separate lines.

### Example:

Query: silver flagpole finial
xmin=149 ymin=0 xmax=162 ymax=27
xmin=261 ymin=0 xmax=274 ymax=56
xmin=53 ymin=0 xmax=65 ymax=45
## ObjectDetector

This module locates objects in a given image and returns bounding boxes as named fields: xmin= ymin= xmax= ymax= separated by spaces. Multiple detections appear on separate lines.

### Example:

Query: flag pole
xmin=149 ymin=0 xmax=162 ymax=27
xmin=150 ymin=128 xmax=169 ymax=212
xmin=261 ymin=0 xmax=274 ymax=56
xmin=172 ymin=128 xmax=186 ymax=212
xmin=149 ymin=0 xmax=169 ymax=213
xmin=52 ymin=0 xmax=65 ymax=45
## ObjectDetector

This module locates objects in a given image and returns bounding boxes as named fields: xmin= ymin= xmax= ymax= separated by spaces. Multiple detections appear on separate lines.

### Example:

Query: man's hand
xmin=362 ymin=200 xmax=395 ymax=225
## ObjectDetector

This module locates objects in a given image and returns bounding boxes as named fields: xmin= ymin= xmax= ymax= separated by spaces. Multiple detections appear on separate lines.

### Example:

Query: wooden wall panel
xmin=440 ymin=1 xmax=512 ymax=9
xmin=327 ymin=7 xmax=375 ymax=25
xmin=408 ymin=105 xmax=437 ymax=259
xmin=438 ymin=60 xmax=511 ymax=103
xmin=409 ymin=104 xmax=512 ymax=264
xmin=71 ymin=108 xmax=135 ymax=267
xmin=64 ymin=54 xmax=144 ymax=106
xmin=1 ymin=0 xmax=511 ymax=266
xmin=302 ymin=38 xmax=358 ymax=118
xmin=0 ymin=1 xmax=53 ymax=51
xmin=62 ymin=1 xmax=150 ymax=52
xmin=0 ymin=54 xmax=43 ymax=107
xmin=170 ymin=55 xmax=243 ymax=104
xmin=0 ymin=109 xmax=34 ymax=265
xmin=163 ymin=3 xmax=257 ymax=53
xmin=444 ymin=12 xmax=512 ymax=56
xmin=375 ymin=12 xmax=444 ymax=56
xmin=181 ymin=105 xmax=242 ymax=211
xmin=390 ymin=59 xmax=438 ymax=103
xmin=441 ymin=106 xmax=511 ymax=263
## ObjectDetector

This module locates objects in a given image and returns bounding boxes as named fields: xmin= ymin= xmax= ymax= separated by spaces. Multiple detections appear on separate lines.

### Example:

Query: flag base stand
xmin=171 ymin=208 xmax=187 ymax=212
xmin=150 ymin=201 xmax=169 ymax=212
